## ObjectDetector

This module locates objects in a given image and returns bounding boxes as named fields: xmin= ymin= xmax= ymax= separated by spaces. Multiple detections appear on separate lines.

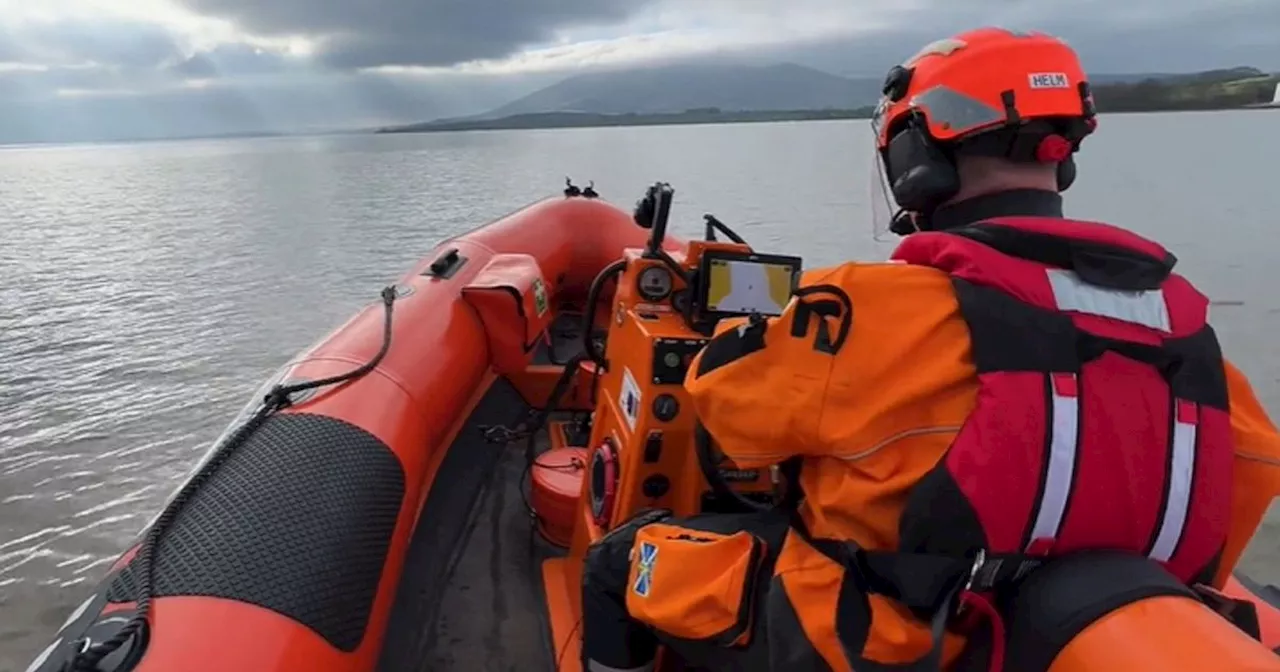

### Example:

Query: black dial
xmin=637 ymin=266 xmax=673 ymax=302
xmin=652 ymin=394 xmax=680 ymax=421
xmin=670 ymin=289 xmax=689 ymax=312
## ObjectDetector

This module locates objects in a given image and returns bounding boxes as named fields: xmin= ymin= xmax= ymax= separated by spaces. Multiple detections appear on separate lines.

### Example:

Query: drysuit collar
xmin=929 ymin=189 xmax=1064 ymax=232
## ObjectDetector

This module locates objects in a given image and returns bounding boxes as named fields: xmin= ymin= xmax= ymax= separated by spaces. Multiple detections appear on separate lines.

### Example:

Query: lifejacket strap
xmin=809 ymin=537 xmax=978 ymax=671
xmin=810 ymin=539 xmax=1040 ymax=612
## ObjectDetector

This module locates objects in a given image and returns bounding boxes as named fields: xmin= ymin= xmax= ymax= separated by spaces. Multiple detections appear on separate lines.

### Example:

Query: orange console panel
xmin=579 ymin=245 xmax=777 ymax=534
xmin=544 ymin=183 xmax=808 ymax=672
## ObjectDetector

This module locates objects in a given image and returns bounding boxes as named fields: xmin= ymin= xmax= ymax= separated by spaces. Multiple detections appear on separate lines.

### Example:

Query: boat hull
xmin=27 ymin=195 xmax=652 ymax=672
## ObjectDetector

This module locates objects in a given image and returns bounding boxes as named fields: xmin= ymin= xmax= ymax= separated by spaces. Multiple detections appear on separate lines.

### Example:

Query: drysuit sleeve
xmin=684 ymin=262 xmax=977 ymax=470
xmin=1217 ymin=359 xmax=1280 ymax=586
xmin=683 ymin=269 xmax=846 ymax=468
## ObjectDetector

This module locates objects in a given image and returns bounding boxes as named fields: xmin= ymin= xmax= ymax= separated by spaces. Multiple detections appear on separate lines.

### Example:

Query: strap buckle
xmin=964 ymin=548 xmax=987 ymax=593
xmin=953 ymin=549 xmax=988 ymax=617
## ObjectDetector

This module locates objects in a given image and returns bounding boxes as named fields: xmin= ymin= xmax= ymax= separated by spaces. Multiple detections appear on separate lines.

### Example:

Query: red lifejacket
xmin=890 ymin=216 xmax=1232 ymax=586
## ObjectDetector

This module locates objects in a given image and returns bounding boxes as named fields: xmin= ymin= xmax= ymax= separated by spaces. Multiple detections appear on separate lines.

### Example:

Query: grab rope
xmin=63 ymin=285 xmax=399 ymax=672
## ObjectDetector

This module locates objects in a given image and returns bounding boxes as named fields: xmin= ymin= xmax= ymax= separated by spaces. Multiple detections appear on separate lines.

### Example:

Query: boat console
xmin=530 ymin=182 xmax=804 ymax=669
xmin=573 ymin=182 xmax=803 ymax=534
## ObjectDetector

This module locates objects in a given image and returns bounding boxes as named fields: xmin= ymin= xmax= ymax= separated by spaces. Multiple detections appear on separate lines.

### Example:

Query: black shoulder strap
xmin=790 ymin=515 xmax=1035 ymax=671
xmin=949 ymin=222 xmax=1174 ymax=291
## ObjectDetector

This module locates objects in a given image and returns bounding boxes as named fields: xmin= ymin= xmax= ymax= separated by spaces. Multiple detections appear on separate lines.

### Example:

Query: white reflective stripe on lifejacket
xmin=1025 ymin=376 xmax=1200 ymax=562
xmin=1148 ymin=401 xmax=1200 ymax=562
xmin=1026 ymin=373 xmax=1080 ymax=545
xmin=1046 ymin=268 xmax=1172 ymax=333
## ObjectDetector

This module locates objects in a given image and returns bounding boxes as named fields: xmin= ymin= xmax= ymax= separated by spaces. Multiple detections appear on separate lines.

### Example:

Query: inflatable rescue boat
xmin=24 ymin=180 xmax=1280 ymax=672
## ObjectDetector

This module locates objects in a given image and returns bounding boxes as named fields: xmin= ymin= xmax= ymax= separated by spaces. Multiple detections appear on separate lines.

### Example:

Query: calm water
xmin=2 ymin=112 xmax=1279 ymax=669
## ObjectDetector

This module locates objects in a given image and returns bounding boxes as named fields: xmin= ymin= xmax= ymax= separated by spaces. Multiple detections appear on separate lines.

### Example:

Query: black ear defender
xmin=884 ymin=126 xmax=1079 ymax=236
xmin=878 ymin=66 xmax=961 ymax=235
xmin=1056 ymin=155 xmax=1077 ymax=191
xmin=882 ymin=117 xmax=961 ymax=229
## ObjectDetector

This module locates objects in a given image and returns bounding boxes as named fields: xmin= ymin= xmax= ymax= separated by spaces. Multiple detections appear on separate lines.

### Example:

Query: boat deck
xmin=377 ymin=316 xmax=583 ymax=671
xmin=420 ymin=429 xmax=561 ymax=671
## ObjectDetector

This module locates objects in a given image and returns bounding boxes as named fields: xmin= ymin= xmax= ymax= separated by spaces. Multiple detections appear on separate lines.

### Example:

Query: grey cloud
xmin=0 ymin=70 xmax=548 ymax=144
xmin=745 ymin=0 xmax=1280 ymax=76
xmin=0 ymin=65 xmax=164 ymax=101
xmin=1036 ymin=2 xmax=1280 ymax=72
xmin=170 ymin=0 xmax=1280 ymax=72
xmin=168 ymin=45 xmax=303 ymax=79
xmin=176 ymin=0 xmax=657 ymax=68
xmin=0 ymin=18 xmax=182 ymax=69
xmin=2 ymin=0 xmax=1278 ymax=145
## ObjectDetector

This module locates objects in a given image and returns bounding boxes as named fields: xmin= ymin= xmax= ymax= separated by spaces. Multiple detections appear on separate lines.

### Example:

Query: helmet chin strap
xmin=889 ymin=209 xmax=927 ymax=236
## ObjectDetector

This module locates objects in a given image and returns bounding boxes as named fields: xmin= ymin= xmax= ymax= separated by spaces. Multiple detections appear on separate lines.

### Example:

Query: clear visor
xmin=869 ymin=146 xmax=899 ymax=242
xmin=868 ymin=86 xmax=1007 ymax=241
xmin=868 ymin=97 xmax=918 ymax=242
xmin=868 ymin=98 xmax=897 ymax=242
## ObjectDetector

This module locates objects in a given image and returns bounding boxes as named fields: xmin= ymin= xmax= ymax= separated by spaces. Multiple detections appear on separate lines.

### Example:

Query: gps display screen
xmin=698 ymin=251 xmax=802 ymax=318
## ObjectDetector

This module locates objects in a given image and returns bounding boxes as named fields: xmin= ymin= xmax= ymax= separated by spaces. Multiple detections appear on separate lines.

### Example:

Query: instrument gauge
xmin=670 ymin=289 xmax=689 ymax=313
xmin=637 ymin=266 xmax=674 ymax=302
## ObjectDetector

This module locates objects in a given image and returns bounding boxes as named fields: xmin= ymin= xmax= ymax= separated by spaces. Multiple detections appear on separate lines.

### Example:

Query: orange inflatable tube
xmin=26 ymin=195 xmax=660 ymax=672
xmin=995 ymin=550 xmax=1280 ymax=671
xmin=1049 ymin=595 xmax=1280 ymax=671
xmin=1225 ymin=574 xmax=1280 ymax=651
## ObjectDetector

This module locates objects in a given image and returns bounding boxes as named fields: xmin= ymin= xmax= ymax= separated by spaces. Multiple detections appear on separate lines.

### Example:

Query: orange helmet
xmin=873 ymin=27 xmax=1096 ymax=150
xmin=869 ymin=27 xmax=1098 ymax=230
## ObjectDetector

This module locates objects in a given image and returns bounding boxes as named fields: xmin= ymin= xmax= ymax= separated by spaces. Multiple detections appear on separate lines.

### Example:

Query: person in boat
xmin=581 ymin=27 xmax=1280 ymax=671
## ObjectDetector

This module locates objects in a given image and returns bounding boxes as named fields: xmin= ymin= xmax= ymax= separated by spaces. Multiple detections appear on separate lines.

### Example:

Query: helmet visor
xmin=870 ymin=145 xmax=898 ymax=242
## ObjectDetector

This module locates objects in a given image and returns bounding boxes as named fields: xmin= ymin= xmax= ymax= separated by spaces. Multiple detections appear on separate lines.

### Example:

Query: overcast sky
xmin=0 ymin=0 xmax=1276 ymax=142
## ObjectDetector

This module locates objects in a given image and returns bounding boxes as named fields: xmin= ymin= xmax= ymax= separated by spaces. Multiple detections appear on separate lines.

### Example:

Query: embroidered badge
xmin=632 ymin=541 xmax=657 ymax=597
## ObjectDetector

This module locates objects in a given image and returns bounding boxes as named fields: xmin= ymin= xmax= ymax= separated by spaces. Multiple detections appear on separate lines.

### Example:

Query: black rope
xmin=64 ymin=286 xmax=400 ymax=672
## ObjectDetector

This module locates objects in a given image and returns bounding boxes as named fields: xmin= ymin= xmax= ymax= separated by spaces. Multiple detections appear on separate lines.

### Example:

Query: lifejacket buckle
xmin=963 ymin=548 xmax=987 ymax=593
xmin=952 ymin=549 xmax=988 ymax=619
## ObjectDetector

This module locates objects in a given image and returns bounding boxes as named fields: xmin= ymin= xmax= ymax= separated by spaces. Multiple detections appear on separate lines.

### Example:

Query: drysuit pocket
xmin=624 ymin=522 xmax=765 ymax=646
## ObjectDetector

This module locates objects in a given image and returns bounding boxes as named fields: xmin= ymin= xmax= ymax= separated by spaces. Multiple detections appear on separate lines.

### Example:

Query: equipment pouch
xmin=624 ymin=522 xmax=765 ymax=646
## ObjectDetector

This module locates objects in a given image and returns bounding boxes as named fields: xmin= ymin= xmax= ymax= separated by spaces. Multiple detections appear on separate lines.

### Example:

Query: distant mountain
xmin=480 ymin=62 xmax=881 ymax=118
xmin=383 ymin=63 xmax=1277 ymax=133
xmin=474 ymin=64 xmax=1253 ymax=121
xmin=378 ymin=108 xmax=872 ymax=135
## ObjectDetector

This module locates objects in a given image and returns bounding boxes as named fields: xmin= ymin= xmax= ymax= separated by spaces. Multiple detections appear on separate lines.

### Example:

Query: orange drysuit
xmin=684 ymin=248 xmax=1280 ymax=670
